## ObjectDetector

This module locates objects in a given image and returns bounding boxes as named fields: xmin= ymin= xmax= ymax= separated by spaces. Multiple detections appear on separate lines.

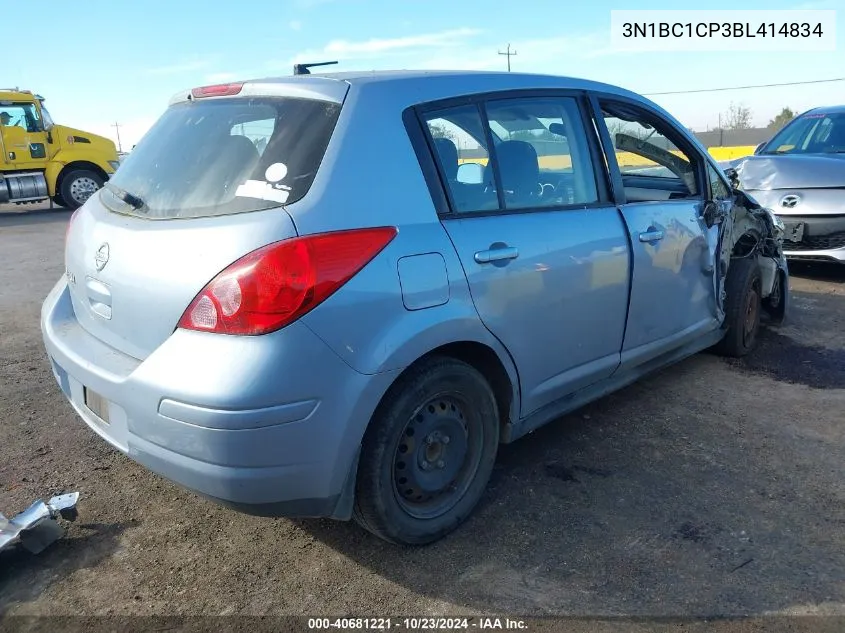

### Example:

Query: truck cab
xmin=0 ymin=89 xmax=119 ymax=209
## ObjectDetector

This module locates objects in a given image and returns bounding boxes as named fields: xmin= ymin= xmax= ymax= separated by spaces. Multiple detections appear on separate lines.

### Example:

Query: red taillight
xmin=190 ymin=83 xmax=244 ymax=98
xmin=177 ymin=227 xmax=397 ymax=335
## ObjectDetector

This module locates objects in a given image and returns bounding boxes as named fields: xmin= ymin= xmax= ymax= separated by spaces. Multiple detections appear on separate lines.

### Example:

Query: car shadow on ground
xmin=788 ymin=260 xmax=845 ymax=283
xmin=0 ymin=520 xmax=137 ymax=611
xmin=293 ymin=262 xmax=845 ymax=616
xmin=296 ymin=345 xmax=845 ymax=615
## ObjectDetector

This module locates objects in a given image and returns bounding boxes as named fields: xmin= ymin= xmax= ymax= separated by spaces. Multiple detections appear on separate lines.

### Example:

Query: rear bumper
xmin=41 ymin=278 xmax=397 ymax=518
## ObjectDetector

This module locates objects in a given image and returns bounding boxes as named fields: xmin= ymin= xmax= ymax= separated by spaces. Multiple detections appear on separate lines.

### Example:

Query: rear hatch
xmin=64 ymin=83 xmax=345 ymax=360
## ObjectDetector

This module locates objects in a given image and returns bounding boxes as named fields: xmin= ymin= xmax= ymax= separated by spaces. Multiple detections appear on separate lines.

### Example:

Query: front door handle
xmin=638 ymin=229 xmax=664 ymax=243
xmin=474 ymin=246 xmax=519 ymax=264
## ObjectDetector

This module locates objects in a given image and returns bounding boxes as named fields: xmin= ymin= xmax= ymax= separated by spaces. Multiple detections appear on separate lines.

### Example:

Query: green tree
xmin=429 ymin=122 xmax=457 ymax=143
xmin=510 ymin=128 xmax=559 ymax=142
xmin=723 ymin=102 xmax=753 ymax=130
xmin=768 ymin=107 xmax=796 ymax=131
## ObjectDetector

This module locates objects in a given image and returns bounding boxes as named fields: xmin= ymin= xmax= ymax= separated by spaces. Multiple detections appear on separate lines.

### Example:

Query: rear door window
xmin=422 ymin=105 xmax=498 ymax=213
xmin=484 ymin=96 xmax=599 ymax=209
xmin=103 ymin=97 xmax=340 ymax=219
xmin=422 ymin=95 xmax=600 ymax=213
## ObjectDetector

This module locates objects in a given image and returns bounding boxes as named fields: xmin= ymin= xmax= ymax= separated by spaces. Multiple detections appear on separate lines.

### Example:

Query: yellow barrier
xmin=457 ymin=145 xmax=757 ymax=169
xmin=707 ymin=146 xmax=757 ymax=160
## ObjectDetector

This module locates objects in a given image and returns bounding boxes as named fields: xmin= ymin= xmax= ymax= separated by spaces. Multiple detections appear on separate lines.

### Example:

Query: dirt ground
xmin=0 ymin=203 xmax=843 ymax=624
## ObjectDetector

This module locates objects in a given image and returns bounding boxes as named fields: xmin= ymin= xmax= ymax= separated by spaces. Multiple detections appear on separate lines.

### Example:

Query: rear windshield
xmin=102 ymin=96 xmax=340 ymax=219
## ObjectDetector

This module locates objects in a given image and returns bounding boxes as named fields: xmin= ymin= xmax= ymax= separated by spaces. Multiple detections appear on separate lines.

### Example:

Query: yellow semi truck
xmin=0 ymin=89 xmax=119 ymax=209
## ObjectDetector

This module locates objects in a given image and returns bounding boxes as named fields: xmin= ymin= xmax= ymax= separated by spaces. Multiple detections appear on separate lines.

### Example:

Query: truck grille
xmin=783 ymin=232 xmax=845 ymax=251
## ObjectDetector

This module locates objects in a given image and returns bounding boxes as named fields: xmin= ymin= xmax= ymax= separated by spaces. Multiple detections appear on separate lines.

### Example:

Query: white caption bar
xmin=610 ymin=10 xmax=836 ymax=52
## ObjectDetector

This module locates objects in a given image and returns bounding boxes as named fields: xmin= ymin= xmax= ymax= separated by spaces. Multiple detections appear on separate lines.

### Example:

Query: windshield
xmin=0 ymin=102 xmax=42 ymax=132
xmin=102 ymin=96 xmax=340 ymax=219
xmin=762 ymin=112 xmax=845 ymax=155
xmin=39 ymin=102 xmax=55 ymax=129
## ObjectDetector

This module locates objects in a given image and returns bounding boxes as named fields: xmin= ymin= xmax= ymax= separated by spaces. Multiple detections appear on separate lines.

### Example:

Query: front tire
xmin=353 ymin=357 xmax=500 ymax=545
xmin=61 ymin=169 xmax=103 ymax=210
xmin=714 ymin=257 xmax=762 ymax=357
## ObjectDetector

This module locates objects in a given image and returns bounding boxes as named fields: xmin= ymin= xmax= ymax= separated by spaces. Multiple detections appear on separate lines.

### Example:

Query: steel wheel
xmin=353 ymin=356 xmax=500 ymax=545
xmin=742 ymin=285 xmax=760 ymax=348
xmin=69 ymin=176 xmax=100 ymax=206
xmin=714 ymin=257 xmax=763 ymax=358
xmin=392 ymin=393 xmax=482 ymax=520
xmin=60 ymin=170 xmax=104 ymax=210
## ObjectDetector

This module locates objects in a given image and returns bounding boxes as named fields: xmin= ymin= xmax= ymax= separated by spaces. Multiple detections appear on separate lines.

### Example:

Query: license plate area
xmin=782 ymin=221 xmax=805 ymax=242
xmin=83 ymin=387 xmax=110 ymax=424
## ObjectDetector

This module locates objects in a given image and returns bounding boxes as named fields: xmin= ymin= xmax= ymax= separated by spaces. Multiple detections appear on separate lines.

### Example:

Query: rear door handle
xmin=638 ymin=229 xmax=664 ymax=243
xmin=474 ymin=246 xmax=519 ymax=264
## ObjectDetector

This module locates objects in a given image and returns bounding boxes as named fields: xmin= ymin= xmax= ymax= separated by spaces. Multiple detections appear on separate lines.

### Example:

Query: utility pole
xmin=498 ymin=43 xmax=517 ymax=72
xmin=112 ymin=121 xmax=123 ymax=153
xmin=718 ymin=113 xmax=723 ymax=146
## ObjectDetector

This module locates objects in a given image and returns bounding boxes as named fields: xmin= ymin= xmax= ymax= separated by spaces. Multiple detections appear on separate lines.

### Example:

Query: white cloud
xmin=326 ymin=28 xmax=480 ymax=56
xmin=145 ymin=58 xmax=212 ymax=76
xmin=277 ymin=27 xmax=483 ymax=68
xmin=204 ymin=72 xmax=239 ymax=83
xmin=289 ymin=20 xmax=303 ymax=31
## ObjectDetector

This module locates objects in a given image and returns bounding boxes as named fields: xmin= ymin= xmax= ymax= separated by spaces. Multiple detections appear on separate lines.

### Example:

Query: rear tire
xmin=353 ymin=357 xmax=499 ymax=545
xmin=60 ymin=169 xmax=103 ymax=210
xmin=51 ymin=194 xmax=67 ymax=208
xmin=714 ymin=257 xmax=762 ymax=358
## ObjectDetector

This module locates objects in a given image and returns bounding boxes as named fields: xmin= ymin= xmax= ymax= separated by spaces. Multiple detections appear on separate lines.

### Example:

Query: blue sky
xmin=8 ymin=0 xmax=843 ymax=148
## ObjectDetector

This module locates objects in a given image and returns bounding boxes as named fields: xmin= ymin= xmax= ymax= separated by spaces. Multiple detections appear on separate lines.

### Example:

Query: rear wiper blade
xmin=105 ymin=183 xmax=145 ymax=210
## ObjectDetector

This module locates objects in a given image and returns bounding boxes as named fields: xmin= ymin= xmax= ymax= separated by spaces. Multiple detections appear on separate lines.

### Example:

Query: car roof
xmin=805 ymin=104 xmax=845 ymax=115
xmin=254 ymin=69 xmax=640 ymax=98
xmin=174 ymin=69 xmax=669 ymax=125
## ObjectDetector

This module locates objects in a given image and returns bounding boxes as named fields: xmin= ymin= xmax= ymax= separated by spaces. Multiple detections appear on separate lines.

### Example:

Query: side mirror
xmin=456 ymin=162 xmax=484 ymax=185
xmin=753 ymin=142 xmax=766 ymax=155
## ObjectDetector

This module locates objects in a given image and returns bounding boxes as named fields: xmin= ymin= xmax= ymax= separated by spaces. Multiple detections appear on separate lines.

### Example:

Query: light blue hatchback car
xmin=41 ymin=71 xmax=789 ymax=544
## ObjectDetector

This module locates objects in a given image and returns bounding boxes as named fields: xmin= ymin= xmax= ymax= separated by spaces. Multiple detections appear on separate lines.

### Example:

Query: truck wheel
xmin=714 ymin=257 xmax=762 ymax=358
xmin=353 ymin=357 xmax=499 ymax=545
xmin=61 ymin=170 xmax=103 ymax=210
xmin=51 ymin=194 xmax=67 ymax=208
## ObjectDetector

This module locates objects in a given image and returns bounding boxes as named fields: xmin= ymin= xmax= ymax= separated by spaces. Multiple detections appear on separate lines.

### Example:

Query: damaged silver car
xmin=734 ymin=105 xmax=845 ymax=263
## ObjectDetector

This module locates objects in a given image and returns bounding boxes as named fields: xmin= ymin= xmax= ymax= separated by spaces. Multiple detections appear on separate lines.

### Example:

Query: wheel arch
xmin=374 ymin=338 xmax=520 ymax=441
xmin=56 ymin=160 xmax=109 ymax=195
xmin=332 ymin=336 xmax=520 ymax=522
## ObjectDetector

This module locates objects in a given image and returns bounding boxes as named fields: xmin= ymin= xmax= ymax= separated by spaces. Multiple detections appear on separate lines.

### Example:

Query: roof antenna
xmin=293 ymin=61 xmax=338 ymax=76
